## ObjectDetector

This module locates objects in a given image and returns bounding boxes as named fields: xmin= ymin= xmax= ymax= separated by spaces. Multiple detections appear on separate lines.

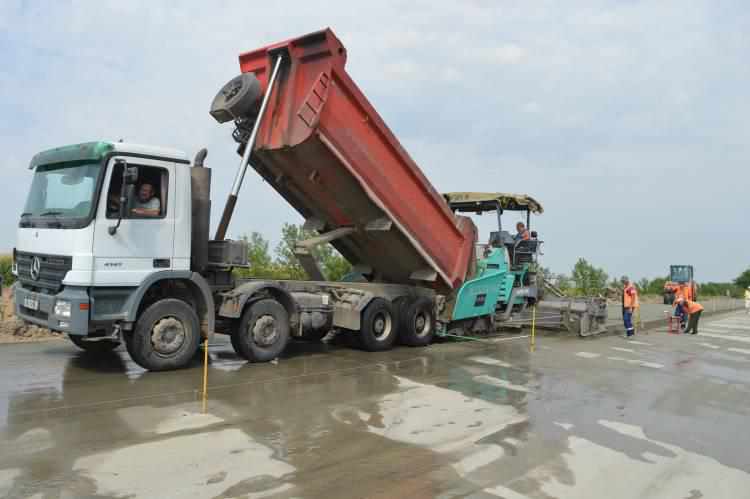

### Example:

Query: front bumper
xmin=14 ymin=284 xmax=90 ymax=335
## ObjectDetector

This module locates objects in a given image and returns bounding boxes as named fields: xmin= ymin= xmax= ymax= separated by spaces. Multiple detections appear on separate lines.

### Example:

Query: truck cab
xmin=14 ymin=141 xmax=217 ymax=369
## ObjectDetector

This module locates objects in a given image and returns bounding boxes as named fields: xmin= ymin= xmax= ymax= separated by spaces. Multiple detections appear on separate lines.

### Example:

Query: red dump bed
xmin=238 ymin=28 xmax=476 ymax=292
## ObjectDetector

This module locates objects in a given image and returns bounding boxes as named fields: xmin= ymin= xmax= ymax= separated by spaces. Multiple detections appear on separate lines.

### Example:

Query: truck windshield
xmin=20 ymin=161 xmax=103 ymax=228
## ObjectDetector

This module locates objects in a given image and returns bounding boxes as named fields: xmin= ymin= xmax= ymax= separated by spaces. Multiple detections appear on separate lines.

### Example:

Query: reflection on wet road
xmin=1 ymin=313 xmax=750 ymax=498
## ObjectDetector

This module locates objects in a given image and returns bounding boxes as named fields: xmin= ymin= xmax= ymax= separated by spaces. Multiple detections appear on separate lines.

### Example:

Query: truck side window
xmin=105 ymin=164 xmax=168 ymax=219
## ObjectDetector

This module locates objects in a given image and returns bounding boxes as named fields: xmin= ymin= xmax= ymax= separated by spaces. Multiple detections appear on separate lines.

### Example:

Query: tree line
xmin=235 ymin=223 xmax=351 ymax=281
xmin=545 ymin=258 xmax=749 ymax=298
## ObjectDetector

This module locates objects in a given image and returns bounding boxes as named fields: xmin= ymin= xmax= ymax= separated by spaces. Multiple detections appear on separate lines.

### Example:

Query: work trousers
xmin=623 ymin=309 xmax=634 ymax=336
xmin=684 ymin=310 xmax=702 ymax=335
xmin=674 ymin=303 xmax=687 ymax=325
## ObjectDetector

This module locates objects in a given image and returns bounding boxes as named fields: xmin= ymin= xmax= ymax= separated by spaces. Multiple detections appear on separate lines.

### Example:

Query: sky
xmin=0 ymin=1 xmax=748 ymax=282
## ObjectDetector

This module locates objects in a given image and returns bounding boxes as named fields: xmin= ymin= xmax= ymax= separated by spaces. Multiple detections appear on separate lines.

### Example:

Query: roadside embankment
xmin=0 ymin=288 xmax=63 ymax=343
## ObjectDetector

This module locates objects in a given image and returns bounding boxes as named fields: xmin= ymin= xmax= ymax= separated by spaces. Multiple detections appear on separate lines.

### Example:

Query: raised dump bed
xmin=228 ymin=28 xmax=476 ymax=293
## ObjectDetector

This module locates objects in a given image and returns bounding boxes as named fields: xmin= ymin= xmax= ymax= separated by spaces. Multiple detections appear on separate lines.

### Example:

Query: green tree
xmin=236 ymin=232 xmax=278 ymax=279
xmin=571 ymin=258 xmax=608 ymax=296
xmin=637 ymin=278 xmax=650 ymax=293
xmin=0 ymin=255 xmax=14 ymax=287
xmin=734 ymin=268 xmax=750 ymax=290
xmin=556 ymin=274 xmax=573 ymax=293
xmin=646 ymin=277 xmax=668 ymax=295
xmin=275 ymin=223 xmax=351 ymax=281
xmin=275 ymin=223 xmax=311 ymax=280
xmin=700 ymin=282 xmax=741 ymax=298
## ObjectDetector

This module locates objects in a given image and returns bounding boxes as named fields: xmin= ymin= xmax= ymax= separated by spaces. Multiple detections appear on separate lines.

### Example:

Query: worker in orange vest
xmin=622 ymin=277 xmax=639 ymax=337
xmin=678 ymin=298 xmax=704 ymax=335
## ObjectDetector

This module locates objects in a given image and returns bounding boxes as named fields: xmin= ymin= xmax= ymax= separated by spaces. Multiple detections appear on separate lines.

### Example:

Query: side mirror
xmin=109 ymin=160 xmax=137 ymax=236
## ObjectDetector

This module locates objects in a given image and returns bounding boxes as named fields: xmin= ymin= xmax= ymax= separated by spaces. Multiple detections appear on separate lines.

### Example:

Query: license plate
xmin=23 ymin=296 xmax=39 ymax=311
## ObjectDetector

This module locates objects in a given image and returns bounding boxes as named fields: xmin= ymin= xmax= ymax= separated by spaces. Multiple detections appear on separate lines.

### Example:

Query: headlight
xmin=54 ymin=300 xmax=71 ymax=318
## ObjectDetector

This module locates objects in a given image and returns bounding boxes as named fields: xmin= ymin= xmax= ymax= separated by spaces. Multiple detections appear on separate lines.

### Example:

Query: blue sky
xmin=1 ymin=1 xmax=748 ymax=281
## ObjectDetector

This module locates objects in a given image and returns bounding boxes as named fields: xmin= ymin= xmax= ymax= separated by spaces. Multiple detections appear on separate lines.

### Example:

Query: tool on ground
xmin=202 ymin=339 xmax=209 ymax=413
xmin=530 ymin=305 xmax=537 ymax=352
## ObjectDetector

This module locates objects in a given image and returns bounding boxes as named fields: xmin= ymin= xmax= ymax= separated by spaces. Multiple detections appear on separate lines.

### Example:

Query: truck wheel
xmin=398 ymin=297 xmax=435 ymax=347
xmin=231 ymin=299 xmax=290 ymax=362
xmin=357 ymin=298 xmax=397 ymax=352
xmin=126 ymin=299 xmax=201 ymax=371
xmin=68 ymin=334 xmax=120 ymax=354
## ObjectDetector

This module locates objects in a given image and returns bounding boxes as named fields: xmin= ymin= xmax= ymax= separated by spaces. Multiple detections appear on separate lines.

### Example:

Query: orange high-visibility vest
xmin=683 ymin=299 xmax=704 ymax=314
xmin=623 ymin=284 xmax=639 ymax=309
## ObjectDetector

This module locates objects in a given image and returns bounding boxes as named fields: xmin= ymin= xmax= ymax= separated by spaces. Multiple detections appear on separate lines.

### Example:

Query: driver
xmin=131 ymin=183 xmax=161 ymax=217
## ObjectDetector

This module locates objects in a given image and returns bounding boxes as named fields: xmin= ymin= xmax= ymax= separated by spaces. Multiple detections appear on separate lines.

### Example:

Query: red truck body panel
xmin=238 ymin=28 xmax=476 ymax=292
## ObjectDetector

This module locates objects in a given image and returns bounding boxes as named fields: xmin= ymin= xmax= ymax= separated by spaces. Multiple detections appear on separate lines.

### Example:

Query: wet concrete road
xmin=1 ymin=312 xmax=750 ymax=498
xmin=604 ymin=298 xmax=742 ymax=326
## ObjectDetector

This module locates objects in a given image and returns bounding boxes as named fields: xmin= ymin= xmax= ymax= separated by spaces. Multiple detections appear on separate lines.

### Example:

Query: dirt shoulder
xmin=1 ymin=288 xmax=64 ymax=343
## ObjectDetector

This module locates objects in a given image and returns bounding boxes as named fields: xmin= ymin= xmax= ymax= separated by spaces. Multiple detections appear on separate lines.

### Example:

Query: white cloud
xmin=480 ymin=44 xmax=527 ymax=65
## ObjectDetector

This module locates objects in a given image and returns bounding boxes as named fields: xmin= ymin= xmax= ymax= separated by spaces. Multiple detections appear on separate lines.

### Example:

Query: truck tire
xmin=68 ymin=334 xmax=120 ymax=354
xmin=126 ymin=299 xmax=201 ymax=371
xmin=357 ymin=298 xmax=397 ymax=352
xmin=398 ymin=297 xmax=435 ymax=347
xmin=231 ymin=299 xmax=290 ymax=362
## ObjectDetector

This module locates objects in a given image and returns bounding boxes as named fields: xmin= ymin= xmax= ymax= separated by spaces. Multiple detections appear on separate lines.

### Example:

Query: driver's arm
xmin=131 ymin=198 xmax=160 ymax=217
xmin=131 ymin=208 xmax=160 ymax=216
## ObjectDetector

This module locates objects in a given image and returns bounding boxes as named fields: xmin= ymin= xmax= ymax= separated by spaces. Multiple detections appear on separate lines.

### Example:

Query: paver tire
xmin=357 ymin=298 xmax=397 ymax=352
xmin=398 ymin=297 xmax=435 ymax=347
xmin=68 ymin=334 xmax=120 ymax=354
xmin=126 ymin=299 xmax=201 ymax=371
xmin=231 ymin=299 xmax=290 ymax=362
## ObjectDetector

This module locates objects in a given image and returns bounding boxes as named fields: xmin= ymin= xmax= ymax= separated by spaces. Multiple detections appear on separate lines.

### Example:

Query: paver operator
xmin=514 ymin=222 xmax=530 ymax=241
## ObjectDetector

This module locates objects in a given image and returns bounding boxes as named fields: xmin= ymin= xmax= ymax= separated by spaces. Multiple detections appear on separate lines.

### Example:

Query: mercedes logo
xmin=30 ymin=256 xmax=41 ymax=281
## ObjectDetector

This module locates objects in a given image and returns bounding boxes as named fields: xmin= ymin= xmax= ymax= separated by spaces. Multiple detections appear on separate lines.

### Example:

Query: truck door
xmin=92 ymin=156 xmax=176 ymax=286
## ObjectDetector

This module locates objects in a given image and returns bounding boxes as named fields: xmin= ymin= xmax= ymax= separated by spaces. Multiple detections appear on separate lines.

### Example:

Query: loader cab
xmin=669 ymin=265 xmax=694 ymax=284
xmin=663 ymin=265 xmax=697 ymax=304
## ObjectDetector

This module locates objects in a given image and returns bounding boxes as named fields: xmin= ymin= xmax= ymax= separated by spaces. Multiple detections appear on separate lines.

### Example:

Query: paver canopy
xmin=443 ymin=192 xmax=544 ymax=214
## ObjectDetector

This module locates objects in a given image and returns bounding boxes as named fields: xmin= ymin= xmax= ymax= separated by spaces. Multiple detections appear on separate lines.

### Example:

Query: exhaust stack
xmin=190 ymin=148 xmax=211 ymax=272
